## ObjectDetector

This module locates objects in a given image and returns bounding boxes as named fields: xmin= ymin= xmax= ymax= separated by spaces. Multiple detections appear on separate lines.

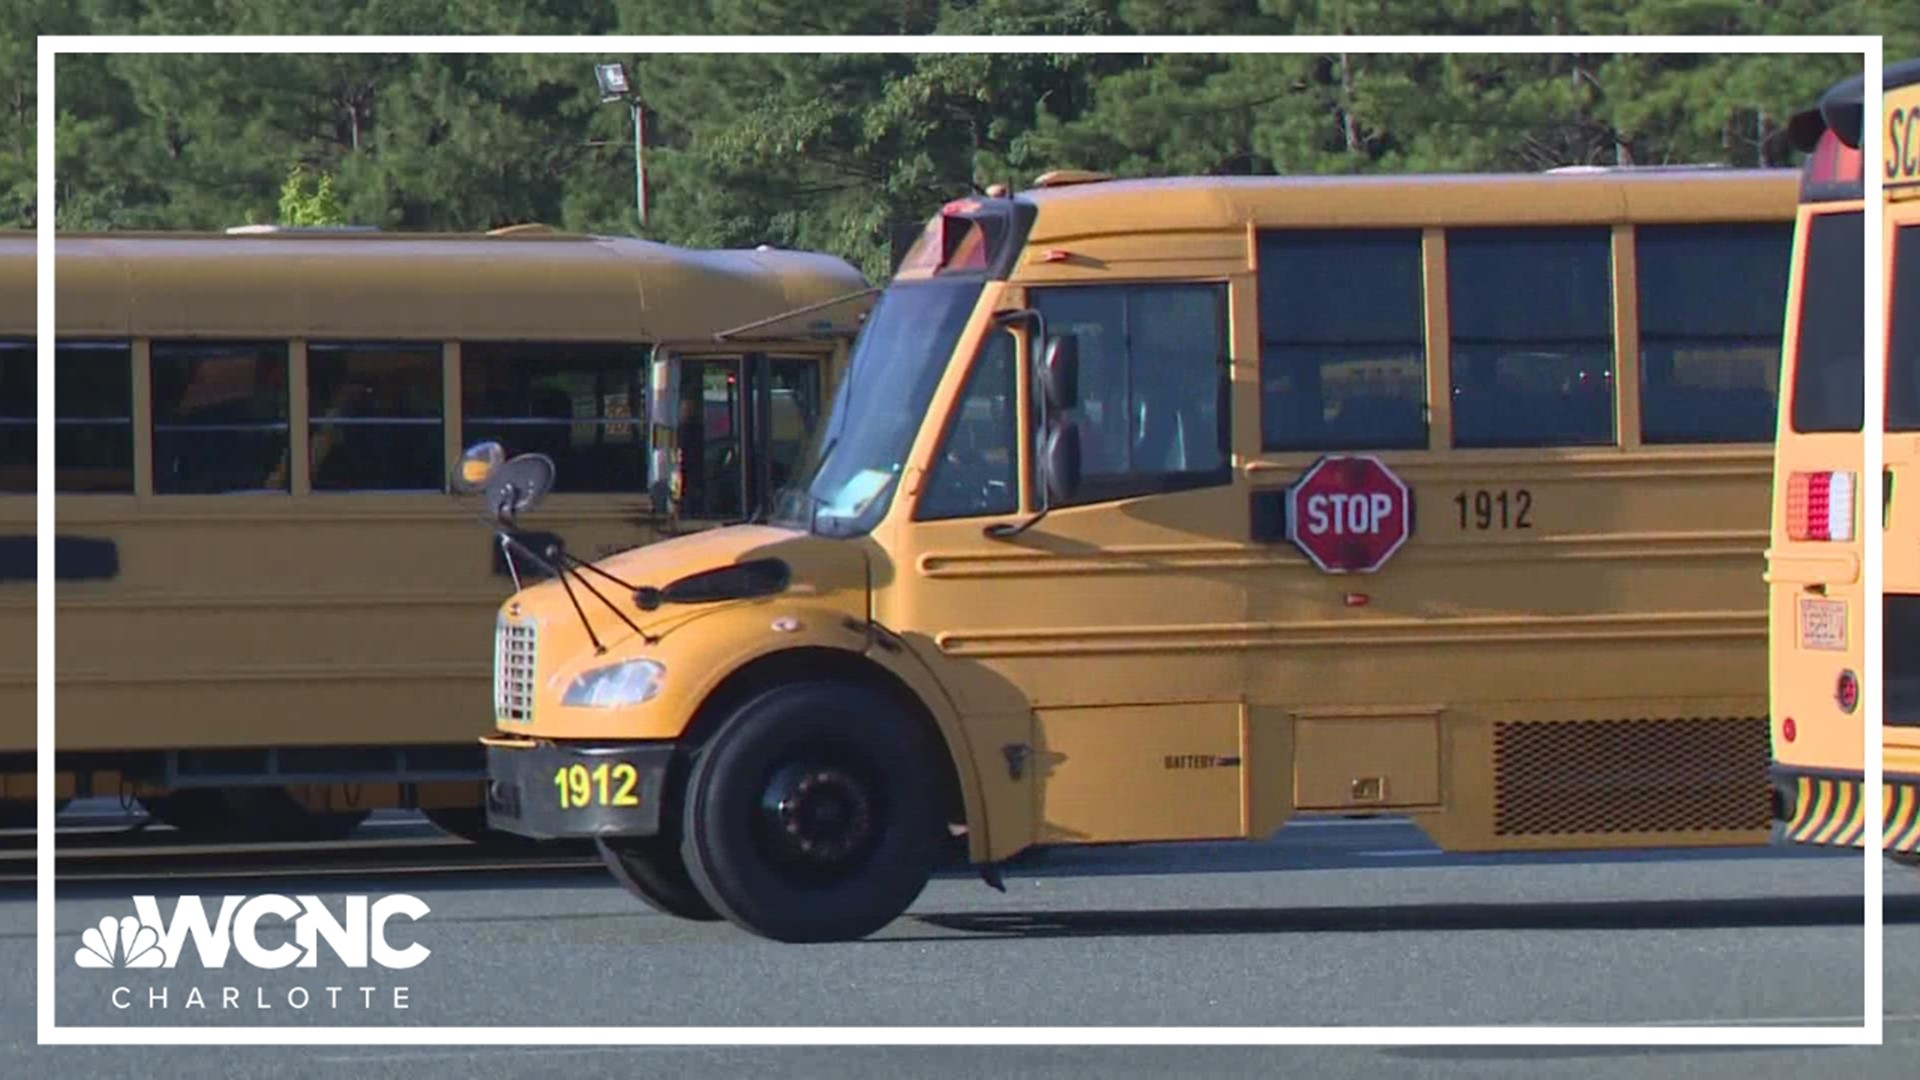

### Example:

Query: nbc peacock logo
xmin=75 ymin=915 xmax=165 ymax=969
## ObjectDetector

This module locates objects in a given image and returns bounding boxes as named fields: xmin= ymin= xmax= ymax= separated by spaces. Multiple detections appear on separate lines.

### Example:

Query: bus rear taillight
xmin=1786 ymin=471 xmax=1856 ymax=541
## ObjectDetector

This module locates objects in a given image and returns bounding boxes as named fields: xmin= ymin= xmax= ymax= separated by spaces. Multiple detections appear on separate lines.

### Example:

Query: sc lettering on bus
xmin=1890 ymin=105 xmax=1920 ymax=185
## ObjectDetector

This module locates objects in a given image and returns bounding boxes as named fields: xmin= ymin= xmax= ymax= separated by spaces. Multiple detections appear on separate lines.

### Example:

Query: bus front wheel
xmin=678 ymin=681 xmax=945 ymax=943
xmin=596 ymin=835 xmax=722 ymax=921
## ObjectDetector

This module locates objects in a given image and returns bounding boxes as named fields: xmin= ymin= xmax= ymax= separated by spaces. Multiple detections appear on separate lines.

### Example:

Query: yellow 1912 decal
xmin=554 ymin=762 xmax=642 ymax=809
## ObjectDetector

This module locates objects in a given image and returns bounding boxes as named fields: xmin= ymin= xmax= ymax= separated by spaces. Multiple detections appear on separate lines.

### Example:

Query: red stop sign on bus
xmin=1285 ymin=455 xmax=1413 ymax=574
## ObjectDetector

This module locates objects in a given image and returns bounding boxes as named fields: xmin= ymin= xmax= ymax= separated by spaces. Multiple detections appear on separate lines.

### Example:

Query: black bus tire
xmin=597 ymin=835 xmax=722 ymax=921
xmin=679 ymin=681 xmax=944 ymax=943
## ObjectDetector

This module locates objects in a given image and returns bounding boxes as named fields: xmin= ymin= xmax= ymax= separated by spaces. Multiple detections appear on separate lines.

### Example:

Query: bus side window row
xmin=1255 ymin=222 xmax=1793 ymax=452
xmin=0 ymin=340 xmax=652 ymax=494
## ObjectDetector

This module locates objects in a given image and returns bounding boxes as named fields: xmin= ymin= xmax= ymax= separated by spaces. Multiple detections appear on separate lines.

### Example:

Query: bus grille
xmin=494 ymin=620 xmax=537 ymax=723
xmin=1492 ymin=717 xmax=1770 ymax=836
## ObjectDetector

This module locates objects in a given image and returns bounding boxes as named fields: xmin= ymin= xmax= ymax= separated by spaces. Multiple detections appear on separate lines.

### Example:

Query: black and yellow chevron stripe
xmin=1782 ymin=776 xmax=1920 ymax=851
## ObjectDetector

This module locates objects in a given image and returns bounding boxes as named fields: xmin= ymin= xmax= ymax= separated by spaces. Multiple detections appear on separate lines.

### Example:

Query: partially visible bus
xmin=476 ymin=166 xmax=1800 ymax=942
xmin=0 ymin=226 xmax=872 ymax=839
xmin=1769 ymin=59 xmax=1920 ymax=858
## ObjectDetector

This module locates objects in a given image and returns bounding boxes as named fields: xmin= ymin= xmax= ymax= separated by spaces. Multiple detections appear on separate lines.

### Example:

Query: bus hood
xmin=500 ymin=524 xmax=871 ymax=647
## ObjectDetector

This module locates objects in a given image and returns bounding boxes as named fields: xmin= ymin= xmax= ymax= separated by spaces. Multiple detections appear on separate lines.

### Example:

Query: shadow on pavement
xmin=897 ymin=892 xmax=1913 ymax=941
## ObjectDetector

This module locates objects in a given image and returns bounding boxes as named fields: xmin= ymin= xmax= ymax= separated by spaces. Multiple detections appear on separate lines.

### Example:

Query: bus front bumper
xmin=482 ymin=735 xmax=674 ymax=841
xmin=1770 ymin=765 xmax=1920 ymax=853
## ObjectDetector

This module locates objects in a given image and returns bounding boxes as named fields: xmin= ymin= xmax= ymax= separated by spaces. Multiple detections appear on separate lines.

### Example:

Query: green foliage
xmin=277 ymin=164 xmax=347 ymax=226
xmin=7 ymin=0 xmax=1916 ymax=276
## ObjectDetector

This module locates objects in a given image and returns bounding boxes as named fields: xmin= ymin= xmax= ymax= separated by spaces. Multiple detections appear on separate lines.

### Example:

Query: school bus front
xmin=483 ymin=169 xmax=1800 ymax=942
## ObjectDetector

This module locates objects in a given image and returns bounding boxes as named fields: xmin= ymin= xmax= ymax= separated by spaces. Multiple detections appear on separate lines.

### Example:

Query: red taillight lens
xmin=1786 ymin=471 xmax=1856 ymax=541
xmin=1837 ymin=670 xmax=1859 ymax=714
xmin=1782 ymin=716 xmax=1798 ymax=742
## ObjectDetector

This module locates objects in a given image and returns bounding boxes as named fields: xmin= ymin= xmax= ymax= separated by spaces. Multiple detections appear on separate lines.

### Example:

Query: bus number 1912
xmin=1453 ymin=489 xmax=1532 ymax=531
xmin=554 ymin=762 xmax=642 ymax=809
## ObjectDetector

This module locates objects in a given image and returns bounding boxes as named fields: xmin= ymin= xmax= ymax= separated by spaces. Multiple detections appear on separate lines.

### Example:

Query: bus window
xmin=673 ymin=359 xmax=741 ymax=519
xmin=1031 ymin=283 xmax=1230 ymax=504
xmin=0 ymin=342 xmax=27 ymax=492
xmin=307 ymin=344 xmax=443 ymax=491
xmin=917 ymin=330 xmax=1017 ymax=521
xmin=1447 ymin=227 xmax=1615 ymax=448
xmin=3 ymin=342 xmax=136 ymax=494
xmin=1888 ymin=226 xmax=1920 ymax=431
xmin=1788 ymin=211 xmax=1865 ymax=433
xmin=1257 ymin=229 xmax=1427 ymax=452
xmin=460 ymin=343 xmax=648 ymax=494
xmin=151 ymin=342 xmax=289 ymax=494
xmin=764 ymin=357 xmax=824 ymax=498
xmin=57 ymin=343 xmax=134 ymax=493
xmin=1637 ymin=223 xmax=1792 ymax=444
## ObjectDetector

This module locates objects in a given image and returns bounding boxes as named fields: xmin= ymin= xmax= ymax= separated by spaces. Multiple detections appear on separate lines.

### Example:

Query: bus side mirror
xmin=1044 ymin=421 xmax=1081 ymax=505
xmin=1042 ymin=333 xmax=1079 ymax=413
xmin=451 ymin=441 xmax=506 ymax=494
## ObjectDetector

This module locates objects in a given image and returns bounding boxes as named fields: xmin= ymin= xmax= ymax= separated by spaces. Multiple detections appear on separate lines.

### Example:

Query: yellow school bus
xmin=475 ymin=166 xmax=1799 ymax=941
xmin=0 ymin=226 xmax=871 ymax=837
xmin=1771 ymin=59 xmax=1920 ymax=855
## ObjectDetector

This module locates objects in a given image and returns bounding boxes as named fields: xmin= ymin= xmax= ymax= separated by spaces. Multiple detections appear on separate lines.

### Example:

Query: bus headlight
xmin=561 ymin=659 xmax=666 ymax=708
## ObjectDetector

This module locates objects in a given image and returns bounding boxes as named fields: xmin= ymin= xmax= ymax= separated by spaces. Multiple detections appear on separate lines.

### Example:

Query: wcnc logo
xmin=73 ymin=895 xmax=431 ymax=970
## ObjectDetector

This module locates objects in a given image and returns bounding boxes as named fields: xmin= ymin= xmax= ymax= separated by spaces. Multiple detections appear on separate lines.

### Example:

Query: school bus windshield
xmin=771 ymin=277 xmax=985 ymax=537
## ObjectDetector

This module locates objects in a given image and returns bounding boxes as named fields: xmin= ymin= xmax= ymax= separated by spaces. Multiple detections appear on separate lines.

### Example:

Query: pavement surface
xmin=0 ymin=809 xmax=1914 ymax=1078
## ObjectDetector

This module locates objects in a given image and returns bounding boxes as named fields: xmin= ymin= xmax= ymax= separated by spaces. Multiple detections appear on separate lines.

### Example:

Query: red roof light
xmin=1800 ymin=129 xmax=1862 ymax=199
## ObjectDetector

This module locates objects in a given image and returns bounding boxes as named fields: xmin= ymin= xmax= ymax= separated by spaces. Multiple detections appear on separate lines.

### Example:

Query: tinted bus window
xmin=308 ymin=344 xmax=444 ymax=491
xmin=918 ymin=330 xmax=1018 ymax=521
xmin=3 ymin=342 xmax=137 ymax=493
xmin=1032 ymin=284 xmax=1230 ymax=506
xmin=1637 ymin=223 xmax=1792 ymax=444
xmin=1448 ymin=227 xmax=1615 ymax=448
xmin=57 ymin=342 xmax=135 ymax=492
xmin=1889 ymin=226 xmax=1920 ymax=432
xmin=151 ymin=342 xmax=289 ymax=494
xmin=1257 ymin=230 xmax=1427 ymax=452
xmin=0 ymin=342 xmax=28 ymax=492
xmin=1789 ymin=211 xmax=1866 ymax=433
xmin=461 ymin=343 xmax=648 ymax=494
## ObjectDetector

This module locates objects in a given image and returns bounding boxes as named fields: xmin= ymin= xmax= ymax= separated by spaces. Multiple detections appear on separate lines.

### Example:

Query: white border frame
xmin=34 ymin=33 xmax=1884 ymax=1047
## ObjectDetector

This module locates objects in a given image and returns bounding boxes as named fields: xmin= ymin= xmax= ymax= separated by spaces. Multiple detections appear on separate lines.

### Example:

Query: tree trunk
xmin=1338 ymin=53 xmax=1361 ymax=155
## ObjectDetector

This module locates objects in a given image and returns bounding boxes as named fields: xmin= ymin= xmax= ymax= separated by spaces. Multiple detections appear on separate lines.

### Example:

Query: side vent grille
xmin=1493 ymin=717 xmax=1770 ymax=836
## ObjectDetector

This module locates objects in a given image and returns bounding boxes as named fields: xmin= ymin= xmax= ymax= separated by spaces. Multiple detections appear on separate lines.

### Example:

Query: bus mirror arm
xmin=491 ymin=528 xmax=661 ymax=651
xmin=983 ymin=421 xmax=1081 ymax=541
xmin=984 ymin=308 xmax=1067 ymax=540
xmin=984 ymin=512 xmax=1045 ymax=541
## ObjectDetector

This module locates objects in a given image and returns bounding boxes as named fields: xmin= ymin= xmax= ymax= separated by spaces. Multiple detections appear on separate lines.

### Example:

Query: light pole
xmin=594 ymin=62 xmax=647 ymax=229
